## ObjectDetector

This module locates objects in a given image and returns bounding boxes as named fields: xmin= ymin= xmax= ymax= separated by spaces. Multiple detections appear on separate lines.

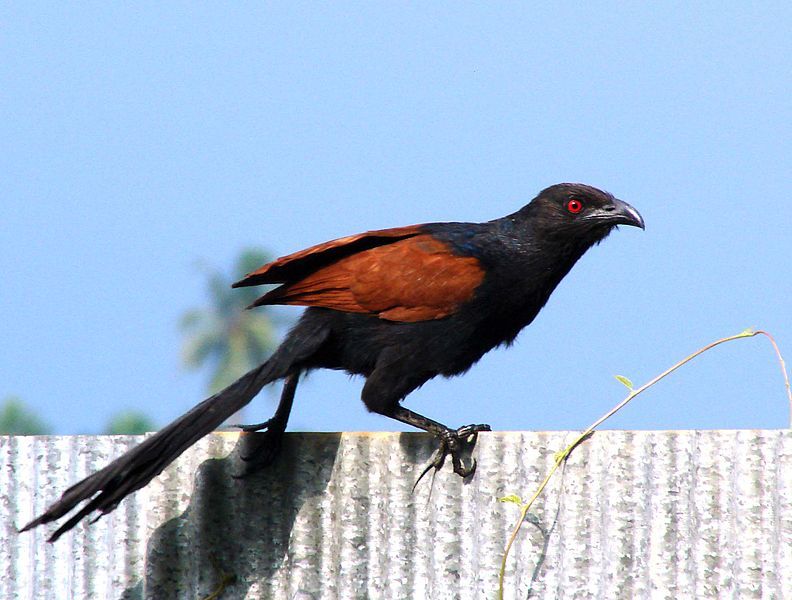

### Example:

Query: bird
xmin=21 ymin=182 xmax=644 ymax=541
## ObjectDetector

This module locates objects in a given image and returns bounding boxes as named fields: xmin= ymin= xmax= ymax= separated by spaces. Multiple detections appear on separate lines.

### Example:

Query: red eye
xmin=566 ymin=198 xmax=583 ymax=214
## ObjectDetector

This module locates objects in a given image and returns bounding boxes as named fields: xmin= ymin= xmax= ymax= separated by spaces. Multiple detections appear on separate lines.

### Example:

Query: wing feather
xmin=232 ymin=225 xmax=424 ymax=287
xmin=244 ymin=233 xmax=484 ymax=322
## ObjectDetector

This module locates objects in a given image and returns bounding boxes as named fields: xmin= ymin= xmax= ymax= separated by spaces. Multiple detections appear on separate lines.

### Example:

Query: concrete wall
xmin=2 ymin=430 xmax=791 ymax=599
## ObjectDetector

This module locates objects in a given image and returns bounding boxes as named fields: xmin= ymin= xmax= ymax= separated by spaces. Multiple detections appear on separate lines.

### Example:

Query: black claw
xmin=234 ymin=419 xmax=274 ymax=433
xmin=452 ymin=457 xmax=476 ymax=478
xmin=456 ymin=423 xmax=492 ymax=437
xmin=413 ymin=423 xmax=489 ymax=490
xmin=232 ymin=424 xmax=286 ymax=478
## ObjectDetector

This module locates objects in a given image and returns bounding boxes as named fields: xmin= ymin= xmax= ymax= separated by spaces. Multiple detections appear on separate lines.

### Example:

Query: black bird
xmin=22 ymin=183 xmax=644 ymax=541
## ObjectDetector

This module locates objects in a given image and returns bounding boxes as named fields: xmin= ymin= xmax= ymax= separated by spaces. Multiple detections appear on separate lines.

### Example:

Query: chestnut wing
xmin=233 ymin=225 xmax=424 ymax=287
xmin=244 ymin=233 xmax=484 ymax=323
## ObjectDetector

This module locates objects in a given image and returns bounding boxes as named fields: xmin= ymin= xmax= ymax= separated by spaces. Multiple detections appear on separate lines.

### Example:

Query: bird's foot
xmin=414 ymin=423 xmax=490 ymax=490
xmin=232 ymin=419 xmax=286 ymax=477
xmin=234 ymin=419 xmax=274 ymax=432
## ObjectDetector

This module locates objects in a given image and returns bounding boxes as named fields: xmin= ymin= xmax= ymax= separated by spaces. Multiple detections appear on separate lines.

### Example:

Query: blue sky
xmin=2 ymin=4 xmax=790 ymax=435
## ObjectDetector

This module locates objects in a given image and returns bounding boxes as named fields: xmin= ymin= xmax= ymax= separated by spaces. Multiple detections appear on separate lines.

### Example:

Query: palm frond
xmin=181 ymin=247 xmax=286 ymax=397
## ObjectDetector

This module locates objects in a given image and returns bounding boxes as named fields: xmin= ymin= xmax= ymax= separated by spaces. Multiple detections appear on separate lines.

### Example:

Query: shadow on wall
xmin=121 ymin=433 xmax=342 ymax=599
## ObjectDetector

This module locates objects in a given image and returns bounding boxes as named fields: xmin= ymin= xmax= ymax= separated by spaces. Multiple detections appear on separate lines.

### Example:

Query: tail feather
xmin=21 ymin=361 xmax=278 ymax=542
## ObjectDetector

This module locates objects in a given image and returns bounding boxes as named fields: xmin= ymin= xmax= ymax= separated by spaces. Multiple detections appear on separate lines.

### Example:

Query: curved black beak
xmin=590 ymin=198 xmax=645 ymax=229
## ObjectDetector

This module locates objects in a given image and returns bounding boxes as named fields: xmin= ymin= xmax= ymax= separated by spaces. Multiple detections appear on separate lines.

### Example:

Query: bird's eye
xmin=566 ymin=198 xmax=583 ymax=214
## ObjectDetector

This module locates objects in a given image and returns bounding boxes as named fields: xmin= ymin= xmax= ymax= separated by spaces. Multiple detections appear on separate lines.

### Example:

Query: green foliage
xmin=0 ymin=396 xmax=52 ymax=435
xmin=614 ymin=375 xmax=634 ymax=390
xmin=104 ymin=410 xmax=156 ymax=434
xmin=181 ymin=248 xmax=283 ymax=394
xmin=498 ymin=494 xmax=523 ymax=505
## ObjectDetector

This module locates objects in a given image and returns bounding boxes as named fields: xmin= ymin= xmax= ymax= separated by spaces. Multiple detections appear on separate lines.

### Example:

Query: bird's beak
xmin=589 ymin=198 xmax=645 ymax=230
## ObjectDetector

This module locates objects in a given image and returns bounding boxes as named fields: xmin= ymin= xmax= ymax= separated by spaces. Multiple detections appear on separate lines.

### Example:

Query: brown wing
xmin=239 ymin=233 xmax=484 ymax=323
xmin=233 ymin=225 xmax=425 ymax=287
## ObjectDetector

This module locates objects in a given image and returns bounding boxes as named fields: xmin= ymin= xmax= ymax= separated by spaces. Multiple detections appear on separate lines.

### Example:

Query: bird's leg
xmin=387 ymin=405 xmax=490 ymax=481
xmin=235 ymin=371 xmax=298 ymax=432
xmin=234 ymin=371 xmax=299 ymax=473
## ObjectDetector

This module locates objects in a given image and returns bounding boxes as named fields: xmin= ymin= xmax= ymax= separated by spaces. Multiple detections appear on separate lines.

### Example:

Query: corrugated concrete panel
xmin=2 ymin=430 xmax=791 ymax=599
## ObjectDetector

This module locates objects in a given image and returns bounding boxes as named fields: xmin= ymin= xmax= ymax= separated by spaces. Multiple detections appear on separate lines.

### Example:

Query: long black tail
xmin=21 ymin=359 xmax=283 ymax=542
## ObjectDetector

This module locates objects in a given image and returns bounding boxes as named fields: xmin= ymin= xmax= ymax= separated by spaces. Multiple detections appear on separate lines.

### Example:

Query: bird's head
xmin=518 ymin=183 xmax=644 ymax=247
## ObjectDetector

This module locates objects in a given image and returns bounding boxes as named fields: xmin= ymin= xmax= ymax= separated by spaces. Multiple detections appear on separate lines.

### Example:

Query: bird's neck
xmin=484 ymin=218 xmax=613 ymax=329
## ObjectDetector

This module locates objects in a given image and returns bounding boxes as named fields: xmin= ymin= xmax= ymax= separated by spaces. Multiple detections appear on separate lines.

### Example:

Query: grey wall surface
xmin=2 ymin=430 xmax=791 ymax=599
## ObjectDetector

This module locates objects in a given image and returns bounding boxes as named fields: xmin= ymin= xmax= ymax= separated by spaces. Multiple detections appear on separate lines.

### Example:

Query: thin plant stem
xmin=754 ymin=330 xmax=792 ymax=427
xmin=497 ymin=328 xmax=791 ymax=599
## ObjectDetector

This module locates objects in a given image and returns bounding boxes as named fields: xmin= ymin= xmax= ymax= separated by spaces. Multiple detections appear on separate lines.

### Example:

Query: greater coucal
xmin=22 ymin=183 xmax=644 ymax=541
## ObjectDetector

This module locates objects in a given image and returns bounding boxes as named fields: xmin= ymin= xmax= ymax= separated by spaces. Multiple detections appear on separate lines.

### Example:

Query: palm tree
xmin=0 ymin=396 xmax=52 ymax=435
xmin=180 ymin=249 xmax=282 ymax=400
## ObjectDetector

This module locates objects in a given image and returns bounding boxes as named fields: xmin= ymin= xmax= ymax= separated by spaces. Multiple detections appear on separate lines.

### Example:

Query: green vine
xmin=496 ymin=328 xmax=791 ymax=599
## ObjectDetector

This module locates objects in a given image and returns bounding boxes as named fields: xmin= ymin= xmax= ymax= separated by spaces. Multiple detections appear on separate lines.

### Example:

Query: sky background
xmin=2 ymin=4 xmax=790 ymax=435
